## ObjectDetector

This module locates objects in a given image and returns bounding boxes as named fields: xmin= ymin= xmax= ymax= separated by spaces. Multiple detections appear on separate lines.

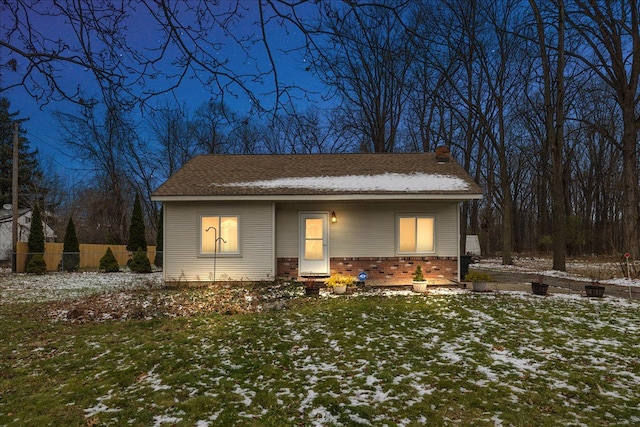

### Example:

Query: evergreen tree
xmin=99 ymin=247 xmax=120 ymax=272
xmin=62 ymin=217 xmax=80 ymax=271
xmin=26 ymin=253 xmax=47 ymax=274
xmin=154 ymin=206 xmax=163 ymax=268
xmin=25 ymin=204 xmax=45 ymax=270
xmin=126 ymin=193 xmax=147 ymax=252
xmin=130 ymin=248 xmax=152 ymax=273
xmin=0 ymin=98 xmax=44 ymax=207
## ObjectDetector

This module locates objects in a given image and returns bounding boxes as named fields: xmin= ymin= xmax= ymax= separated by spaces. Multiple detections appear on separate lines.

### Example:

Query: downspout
xmin=272 ymin=202 xmax=276 ymax=280
xmin=457 ymin=201 xmax=461 ymax=282
xmin=162 ymin=203 xmax=166 ymax=283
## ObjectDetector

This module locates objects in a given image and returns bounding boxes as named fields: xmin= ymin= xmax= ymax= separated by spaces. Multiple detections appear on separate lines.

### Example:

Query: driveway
xmin=478 ymin=268 xmax=640 ymax=300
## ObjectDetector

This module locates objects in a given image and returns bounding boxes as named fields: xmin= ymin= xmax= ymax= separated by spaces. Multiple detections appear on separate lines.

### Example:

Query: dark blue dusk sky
xmin=2 ymin=1 xmax=326 ymax=181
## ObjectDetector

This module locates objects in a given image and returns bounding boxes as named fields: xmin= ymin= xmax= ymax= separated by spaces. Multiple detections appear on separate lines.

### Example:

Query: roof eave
xmin=152 ymin=193 xmax=484 ymax=202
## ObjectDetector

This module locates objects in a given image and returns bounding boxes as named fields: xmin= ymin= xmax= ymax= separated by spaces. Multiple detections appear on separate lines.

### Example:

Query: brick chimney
xmin=435 ymin=145 xmax=450 ymax=162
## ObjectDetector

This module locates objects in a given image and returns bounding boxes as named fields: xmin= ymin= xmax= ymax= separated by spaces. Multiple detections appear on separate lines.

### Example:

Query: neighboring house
xmin=0 ymin=208 xmax=56 ymax=261
xmin=151 ymin=150 xmax=483 ymax=285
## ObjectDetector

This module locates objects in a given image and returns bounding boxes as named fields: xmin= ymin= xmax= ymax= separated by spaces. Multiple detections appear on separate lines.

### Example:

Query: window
xmin=398 ymin=216 xmax=435 ymax=254
xmin=304 ymin=218 xmax=324 ymax=260
xmin=200 ymin=215 xmax=239 ymax=255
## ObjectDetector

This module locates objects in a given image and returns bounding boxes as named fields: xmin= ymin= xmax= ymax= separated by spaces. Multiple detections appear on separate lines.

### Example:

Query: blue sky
xmin=2 ymin=1 xmax=325 ymax=180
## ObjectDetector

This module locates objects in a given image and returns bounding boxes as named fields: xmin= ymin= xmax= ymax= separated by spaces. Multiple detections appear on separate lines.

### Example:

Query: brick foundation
xmin=277 ymin=257 xmax=299 ymax=278
xmin=277 ymin=256 xmax=458 ymax=283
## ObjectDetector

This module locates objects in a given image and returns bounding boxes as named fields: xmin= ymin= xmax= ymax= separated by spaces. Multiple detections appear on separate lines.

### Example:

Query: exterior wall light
xmin=331 ymin=211 xmax=337 ymax=223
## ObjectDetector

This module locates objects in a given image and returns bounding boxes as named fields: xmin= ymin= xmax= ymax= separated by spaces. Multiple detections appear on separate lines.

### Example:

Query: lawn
xmin=1 ymin=276 xmax=639 ymax=426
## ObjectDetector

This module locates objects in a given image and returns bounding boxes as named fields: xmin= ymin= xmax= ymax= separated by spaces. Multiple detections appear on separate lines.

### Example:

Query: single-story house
xmin=0 ymin=207 xmax=56 ymax=261
xmin=151 ymin=150 xmax=483 ymax=285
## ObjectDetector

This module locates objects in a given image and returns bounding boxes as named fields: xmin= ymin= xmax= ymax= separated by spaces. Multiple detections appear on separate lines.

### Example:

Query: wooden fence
xmin=15 ymin=242 xmax=157 ymax=273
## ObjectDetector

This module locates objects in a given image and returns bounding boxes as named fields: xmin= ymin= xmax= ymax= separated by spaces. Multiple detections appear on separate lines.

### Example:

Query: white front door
xmin=299 ymin=212 xmax=329 ymax=276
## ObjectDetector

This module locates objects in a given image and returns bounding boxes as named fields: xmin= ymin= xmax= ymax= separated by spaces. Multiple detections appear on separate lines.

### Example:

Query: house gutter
xmin=151 ymin=194 xmax=484 ymax=202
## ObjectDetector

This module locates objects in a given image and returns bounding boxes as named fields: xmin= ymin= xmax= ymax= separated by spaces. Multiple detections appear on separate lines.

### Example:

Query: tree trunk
xmin=551 ymin=1 xmax=567 ymax=271
xmin=621 ymin=105 xmax=640 ymax=258
xmin=530 ymin=0 xmax=567 ymax=270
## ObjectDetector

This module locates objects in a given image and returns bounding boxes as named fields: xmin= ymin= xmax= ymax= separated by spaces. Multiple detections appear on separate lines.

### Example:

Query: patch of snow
xmin=491 ymin=414 xmax=504 ymax=426
xmin=233 ymin=384 xmax=255 ymax=406
xmin=476 ymin=257 xmax=640 ymax=288
xmin=410 ymin=381 xmax=434 ymax=396
xmin=90 ymin=349 xmax=111 ymax=361
xmin=152 ymin=415 xmax=183 ymax=427
xmin=306 ymin=406 xmax=340 ymax=427
xmin=438 ymin=342 xmax=464 ymax=364
xmin=299 ymin=389 xmax=318 ymax=412
xmin=133 ymin=366 xmax=171 ymax=392
xmin=298 ymin=362 xmax=339 ymax=373
xmin=83 ymin=402 xmax=121 ymax=418
xmin=84 ymin=389 xmax=120 ymax=418
xmin=476 ymin=365 xmax=499 ymax=382
xmin=491 ymin=349 xmax=540 ymax=373
xmin=0 ymin=271 xmax=163 ymax=303
xmin=348 ymin=413 xmax=373 ymax=425
xmin=219 ymin=172 xmax=470 ymax=192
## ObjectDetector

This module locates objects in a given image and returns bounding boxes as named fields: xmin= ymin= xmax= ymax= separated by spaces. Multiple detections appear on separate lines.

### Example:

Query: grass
xmin=1 ymin=290 xmax=639 ymax=426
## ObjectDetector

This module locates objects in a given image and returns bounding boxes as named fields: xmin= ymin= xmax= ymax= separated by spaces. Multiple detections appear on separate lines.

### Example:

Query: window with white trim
xmin=397 ymin=216 xmax=435 ymax=254
xmin=200 ymin=215 xmax=239 ymax=255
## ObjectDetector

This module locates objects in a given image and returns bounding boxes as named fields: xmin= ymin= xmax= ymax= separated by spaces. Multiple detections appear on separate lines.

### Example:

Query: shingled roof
xmin=152 ymin=153 xmax=483 ymax=200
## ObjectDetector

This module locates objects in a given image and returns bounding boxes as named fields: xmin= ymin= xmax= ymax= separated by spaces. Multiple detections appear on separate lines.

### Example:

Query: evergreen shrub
xmin=100 ymin=247 xmax=120 ymax=272
xmin=130 ymin=249 xmax=152 ymax=273
xmin=127 ymin=194 xmax=147 ymax=253
xmin=154 ymin=206 xmax=163 ymax=268
xmin=413 ymin=265 xmax=425 ymax=281
xmin=62 ymin=217 xmax=80 ymax=272
xmin=26 ymin=253 xmax=47 ymax=274
xmin=25 ymin=205 xmax=45 ymax=270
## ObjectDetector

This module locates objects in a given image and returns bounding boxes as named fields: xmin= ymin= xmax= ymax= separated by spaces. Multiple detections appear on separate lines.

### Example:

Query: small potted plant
xmin=585 ymin=270 xmax=605 ymax=298
xmin=585 ymin=281 xmax=605 ymax=298
xmin=325 ymin=274 xmax=355 ymax=295
xmin=412 ymin=265 xmax=428 ymax=293
xmin=464 ymin=270 xmax=492 ymax=292
xmin=304 ymin=279 xmax=321 ymax=296
xmin=531 ymin=274 xmax=549 ymax=295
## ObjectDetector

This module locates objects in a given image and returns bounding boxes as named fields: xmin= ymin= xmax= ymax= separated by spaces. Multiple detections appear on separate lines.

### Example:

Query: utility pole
xmin=12 ymin=122 xmax=19 ymax=273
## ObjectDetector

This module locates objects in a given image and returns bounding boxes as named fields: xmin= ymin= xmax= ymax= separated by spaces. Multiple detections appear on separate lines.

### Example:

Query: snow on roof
xmin=221 ymin=172 xmax=470 ymax=192
xmin=152 ymin=153 xmax=484 ymax=198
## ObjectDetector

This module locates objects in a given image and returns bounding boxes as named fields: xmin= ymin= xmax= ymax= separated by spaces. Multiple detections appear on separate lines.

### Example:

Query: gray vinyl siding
xmin=276 ymin=201 xmax=460 ymax=258
xmin=164 ymin=201 xmax=274 ymax=282
xmin=433 ymin=203 xmax=459 ymax=256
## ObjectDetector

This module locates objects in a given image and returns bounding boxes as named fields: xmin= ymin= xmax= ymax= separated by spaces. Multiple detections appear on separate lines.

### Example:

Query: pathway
xmin=478 ymin=268 xmax=640 ymax=300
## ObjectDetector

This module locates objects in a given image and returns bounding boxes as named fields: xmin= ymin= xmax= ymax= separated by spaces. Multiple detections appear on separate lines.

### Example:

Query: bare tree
xmin=529 ymin=0 xmax=568 ymax=271
xmin=148 ymin=102 xmax=198 ymax=178
xmin=433 ymin=0 xmax=527 ymax=264
xmin=192 ymin=101 xmax=235 ymax=155
xmin=567 ymin=0 xmax=640 ymax=258
xmin=227 ymin=116 xmax=264 ymax=154
xmin=404 ymin=0 xmax=459 ymax=154
xmin=54 ymin=94 xmax=136 ymax=243
xmin=424 ymin=0 xmax=488 ymax=254
xmin=262 ymin=108 xmax=344 ymax=154
xmin=1 ymin=1 xmax=145 ymax=108
xmin=1 ymin=1 xmax=311 ymax=112
xmin=311 ymin=2 xmax=417 ymax=153
xmin=570 ymin=81 xmax=626 ymax=254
